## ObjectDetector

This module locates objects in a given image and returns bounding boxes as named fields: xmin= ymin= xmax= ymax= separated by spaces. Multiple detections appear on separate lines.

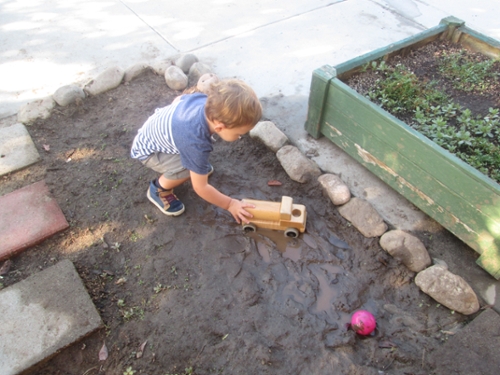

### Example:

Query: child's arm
xmin=190 ymin=171 xmax=254 ymax=224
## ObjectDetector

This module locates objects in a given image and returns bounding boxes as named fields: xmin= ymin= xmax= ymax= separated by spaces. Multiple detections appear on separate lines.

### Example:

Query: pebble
xmin=175 ymin=54 xmax=199 ymax=74
xmin=84 ymin=66 xmax=125 ymax=96
xmin=337 ymin=197 xmax=387 ymax=237
xmin=124 ymin=62 xmax=150 ymax=82
xmin=317 ymin=173 xmax=351 ymax=205
xmin=379 ymin=230 xmax=431 ymax=272
xmin=164 ymin=65 xmax=188 ymax=91
xmin=276 ymin=145 xmax=322 ymax=183
xmin=53 ymin=85 xmax=85 ymax=107
xmin=17 ymin=96 xmax=55 ymax=125
xmin=249 ymin=121 xmax=289 ymax=152
xmin=415 ymin=265 xmax=480 ymax=315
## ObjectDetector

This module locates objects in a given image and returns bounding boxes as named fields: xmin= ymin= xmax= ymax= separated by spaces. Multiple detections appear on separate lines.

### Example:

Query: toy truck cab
xmin=241 ymin=196 xmax=307 ymax=238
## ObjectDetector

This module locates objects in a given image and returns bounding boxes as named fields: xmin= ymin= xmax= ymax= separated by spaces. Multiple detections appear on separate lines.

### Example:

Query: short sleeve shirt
xmin=130 ymin=93 xmax=213 ymax=175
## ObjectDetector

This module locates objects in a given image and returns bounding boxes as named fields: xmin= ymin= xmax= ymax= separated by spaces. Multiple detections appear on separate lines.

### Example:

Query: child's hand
xmin=227 ymin=199 xmax=255 ymax=224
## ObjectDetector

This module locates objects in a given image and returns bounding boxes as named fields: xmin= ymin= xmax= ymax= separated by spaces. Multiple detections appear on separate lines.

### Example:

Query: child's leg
xmin=141 ymin=153 xmax=189 ymax=216
xmin=158 ymin=175 xmax=190 ymax=190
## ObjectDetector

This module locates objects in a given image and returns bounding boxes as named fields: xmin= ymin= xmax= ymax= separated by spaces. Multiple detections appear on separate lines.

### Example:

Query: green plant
xmin=438 ymin=49 xmax=499 ymax=92
xmin=123 ymin=367 xmax=136 ymax=375
xmin=365 ymin=59 xmax=500 ymax=183
xmin=154 ymin=283 xmax=164 ymax=293
xmin=129 ymin=231 xmax=140 ymax=242
xmin=164 ymin=367 xmax=194 ymax=375
xmin=117 ymin=299 xmax=145 ymax=321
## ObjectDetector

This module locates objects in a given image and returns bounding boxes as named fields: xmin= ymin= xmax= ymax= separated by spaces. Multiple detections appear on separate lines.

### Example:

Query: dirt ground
xmin=0 ymin=69 xmax=488 ymax=375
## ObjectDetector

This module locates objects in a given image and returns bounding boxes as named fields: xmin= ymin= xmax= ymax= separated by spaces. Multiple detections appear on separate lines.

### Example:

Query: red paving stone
xmin=0 ymin=180 xmax=68 ymax=261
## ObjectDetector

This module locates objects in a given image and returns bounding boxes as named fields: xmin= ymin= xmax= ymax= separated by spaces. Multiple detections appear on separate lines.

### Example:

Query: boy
xmin=131 ymin=78 xmax=262 ymax=224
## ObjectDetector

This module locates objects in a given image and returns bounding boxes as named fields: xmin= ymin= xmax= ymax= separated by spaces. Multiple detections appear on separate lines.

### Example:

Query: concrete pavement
xmin=1 ymin=0 xmax=499 ymax=120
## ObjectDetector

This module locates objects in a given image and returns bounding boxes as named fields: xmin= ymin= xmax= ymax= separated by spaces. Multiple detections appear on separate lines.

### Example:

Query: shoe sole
xmin=147 ymin=189 xmax=185 ymax=216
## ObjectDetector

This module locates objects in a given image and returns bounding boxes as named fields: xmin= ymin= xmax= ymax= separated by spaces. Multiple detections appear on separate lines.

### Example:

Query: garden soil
xmin=0 ymin=69 xmax=489 ymax=375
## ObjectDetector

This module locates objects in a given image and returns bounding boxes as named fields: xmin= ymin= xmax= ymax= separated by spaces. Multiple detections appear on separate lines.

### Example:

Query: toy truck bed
xmin=241 ymin=196 xmax=307 ymax=237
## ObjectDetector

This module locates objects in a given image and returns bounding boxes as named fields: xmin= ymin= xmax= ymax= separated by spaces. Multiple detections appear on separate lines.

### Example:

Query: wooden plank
xmin=324 ymin=80 xmax=500 ymax=199
xmin=320 ymin=111 xmax=497 ymax=219
xmin=477 ymin=245 xmax=500 ymax=279
xmin=455 ymin=26 xmax=500 ymax=59
xmin=335 ymin=25 xmax=448 ymax=80
xmin=322 ymin=80 xmax=500 ymax=227
xmin=305 ymin=65 xmax=337 ymax=138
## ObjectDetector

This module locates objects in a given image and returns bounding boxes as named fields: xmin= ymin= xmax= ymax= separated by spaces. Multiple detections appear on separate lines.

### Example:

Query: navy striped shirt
xmin=131 ymin=93 xmax=213 ymax=175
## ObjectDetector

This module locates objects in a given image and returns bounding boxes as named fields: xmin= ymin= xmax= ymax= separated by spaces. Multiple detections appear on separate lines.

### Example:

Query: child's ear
xmin=213 ymin=120 xmax=226 ymax=133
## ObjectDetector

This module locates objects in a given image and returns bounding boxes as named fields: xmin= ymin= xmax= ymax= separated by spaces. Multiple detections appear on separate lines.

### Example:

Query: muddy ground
xmin=0 ymin=69 xmax=488 ymax=375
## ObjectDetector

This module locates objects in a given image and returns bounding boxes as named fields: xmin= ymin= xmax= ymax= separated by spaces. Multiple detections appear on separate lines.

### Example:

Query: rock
xmin=379 ymin=230 xmax=431 ymax=272
xmin=197 ymin=73 xmax=219 ymax=92
xmin=84 ymin=66 xmax=125 ymax=96
xmin=53 ymin=85 xmax=85 ymax=107
xmin=337 ymin=197 xmax=387 ymax=237
xmin=151 ymin=59 xmax=174 ymax=76
xmin=17 ymin=97 xmax=56 ymax=125
xmin=124 ymin=62 xmax=150 ymax=82
xmin=318 ymin=174 xmax=351 ymax=205
xmin=164 ymin=66 xmax=188 ymax=91
xmin=249 ymin=121 xmax=289 ymax=152
xmin=175 ymin=54 xmax=199 ymax=74
xmin=276 ymin=145 xmax=321 ymax=183
xmin=415 ymin=265 xmax=480 ymax=315
xmin=188 ymin=62 xmax=212 ymax=86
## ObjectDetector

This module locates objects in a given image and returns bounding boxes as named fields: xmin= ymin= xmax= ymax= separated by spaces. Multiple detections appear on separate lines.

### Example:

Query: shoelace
xmin=158 ymin=190 xmax=178 ymax=205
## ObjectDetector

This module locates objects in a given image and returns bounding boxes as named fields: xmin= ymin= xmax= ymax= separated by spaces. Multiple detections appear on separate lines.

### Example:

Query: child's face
xmin=217 ymin=123 xmax=254 ymax=142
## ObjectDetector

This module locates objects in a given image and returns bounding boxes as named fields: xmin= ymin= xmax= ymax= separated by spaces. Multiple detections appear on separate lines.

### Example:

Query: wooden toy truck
xmin=241 ymin=196 xmax=307 ymax=238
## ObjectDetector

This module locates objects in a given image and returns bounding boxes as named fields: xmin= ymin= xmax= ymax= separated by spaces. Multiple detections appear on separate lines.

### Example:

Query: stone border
xmin=16 ymin=53 xmax=209 ymax=126
xmin=14 ymin=54 xmax=480 ymax=316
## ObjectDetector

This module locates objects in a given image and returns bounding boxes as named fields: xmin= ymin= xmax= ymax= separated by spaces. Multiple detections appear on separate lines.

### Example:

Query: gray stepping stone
xmin=0 ymin=259 xmax=103 ymax=375
xmin=0 ymin=123 xmax=40 ymax=176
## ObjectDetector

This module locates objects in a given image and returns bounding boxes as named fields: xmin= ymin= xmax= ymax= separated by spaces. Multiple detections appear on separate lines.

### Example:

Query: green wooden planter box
xmin=305 ymin=17 xmax=500 ymax=279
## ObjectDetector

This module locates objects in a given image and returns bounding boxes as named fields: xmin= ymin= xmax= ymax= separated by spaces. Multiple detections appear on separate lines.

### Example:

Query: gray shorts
xmin=141 ymin=152 xmax=190 ymax=180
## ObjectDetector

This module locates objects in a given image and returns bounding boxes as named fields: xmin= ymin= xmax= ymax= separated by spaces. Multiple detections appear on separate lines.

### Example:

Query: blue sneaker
xmin=147 ymin=180 xmax=185 ymax=216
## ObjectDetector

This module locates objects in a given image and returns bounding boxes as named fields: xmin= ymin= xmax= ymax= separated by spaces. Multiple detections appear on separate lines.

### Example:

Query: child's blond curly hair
xmin=205 ymin=79 xmax=262 ymax=129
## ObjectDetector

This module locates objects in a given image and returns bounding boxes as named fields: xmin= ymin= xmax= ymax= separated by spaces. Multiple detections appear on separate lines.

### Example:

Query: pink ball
xmin=351 ymin=310 xmax=376 ymax=335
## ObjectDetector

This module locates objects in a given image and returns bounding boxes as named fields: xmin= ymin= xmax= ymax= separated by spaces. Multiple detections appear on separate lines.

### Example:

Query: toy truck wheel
xmin=284 ymin=228 xmax=299 ymax=238
xmin=243 ymin=224 xmax=257 ymax=233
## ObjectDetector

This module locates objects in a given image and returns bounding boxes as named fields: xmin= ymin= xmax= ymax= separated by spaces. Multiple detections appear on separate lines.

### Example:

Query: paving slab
xmin=0 ymin=180 xmax=69 ymax=261
xmin=430 ymin=308 xmax=500 ymax=375
xmin=0 ymin=259 xmax=103 ymax=375
xmin=0 ymin=123 xmax=40 ymax=176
